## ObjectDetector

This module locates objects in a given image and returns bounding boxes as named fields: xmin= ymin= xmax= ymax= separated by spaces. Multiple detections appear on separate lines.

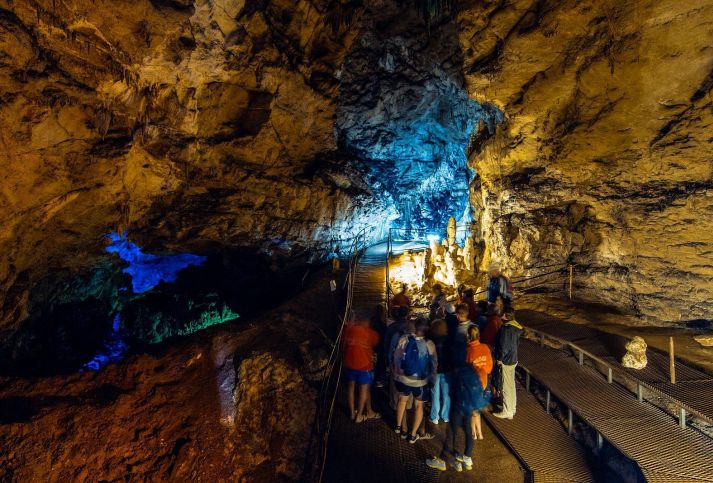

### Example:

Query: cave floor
xmin=323 ymin=385 xmax=525 ymax=483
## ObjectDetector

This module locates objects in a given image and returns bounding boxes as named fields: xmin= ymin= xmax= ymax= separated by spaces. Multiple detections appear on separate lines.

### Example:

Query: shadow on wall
xmin=336 ymin=1 xmax=502 ymax=233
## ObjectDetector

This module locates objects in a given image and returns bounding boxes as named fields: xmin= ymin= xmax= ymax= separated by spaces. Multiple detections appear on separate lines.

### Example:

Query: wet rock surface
xmin=458 ymin=0 xmax=713 ymax=324
xmin=0 ymin=269 xmax=337 ymax=482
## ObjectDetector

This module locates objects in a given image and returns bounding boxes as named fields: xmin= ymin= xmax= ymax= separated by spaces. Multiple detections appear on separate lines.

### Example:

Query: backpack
xmin=455 ymin=366 xmax=491 ymax=415
xmin=401 ymin=336 xmax=429 ymax=378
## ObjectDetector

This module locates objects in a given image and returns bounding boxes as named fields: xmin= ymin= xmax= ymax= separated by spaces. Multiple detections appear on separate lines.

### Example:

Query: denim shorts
xmin=344 ymin=368 xmax=374 ymax=385
xmin=394 ymin=380 xmax=427 ymax=401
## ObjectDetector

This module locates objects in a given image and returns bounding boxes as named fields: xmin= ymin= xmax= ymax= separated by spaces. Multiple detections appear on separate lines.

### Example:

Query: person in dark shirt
xmin=492 ymin=309 xmax=523 ymax=419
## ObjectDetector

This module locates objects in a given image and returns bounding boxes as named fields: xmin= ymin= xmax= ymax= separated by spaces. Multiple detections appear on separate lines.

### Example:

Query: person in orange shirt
xmin=342 ymin=317 xmax=381 ymax=423
xmin=466 ymin=325 xmax=493 ymax=440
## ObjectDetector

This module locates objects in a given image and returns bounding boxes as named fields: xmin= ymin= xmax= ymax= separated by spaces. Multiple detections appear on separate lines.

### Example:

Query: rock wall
xmin=0 ymin=0 xmax=388 ymax=336
xmin=458 ymin=0 xmax=713 ymax=324
xmin=336 ymin=0 xmax=502 ymax=231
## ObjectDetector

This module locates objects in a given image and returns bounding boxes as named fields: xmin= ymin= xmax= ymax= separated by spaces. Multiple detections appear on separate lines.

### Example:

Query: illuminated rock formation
xmin=622 ymin=336 xmax=648 ymax=370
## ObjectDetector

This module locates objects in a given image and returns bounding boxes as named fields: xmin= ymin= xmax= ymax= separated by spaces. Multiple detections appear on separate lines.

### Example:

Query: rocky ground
xmin=0 ymin=268 xmax=340 ymax=482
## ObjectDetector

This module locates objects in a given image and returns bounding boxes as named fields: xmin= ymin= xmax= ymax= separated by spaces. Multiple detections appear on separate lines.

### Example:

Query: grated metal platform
xmin=483 ymin=386 xmax=595 ymax=483
xmin=323 ymin=243 xmax=523 ymax=482
xmin=518 ymin=310 xmax=713 ymax=425
xmin=519 ymin=339 xmax=713 ymax=482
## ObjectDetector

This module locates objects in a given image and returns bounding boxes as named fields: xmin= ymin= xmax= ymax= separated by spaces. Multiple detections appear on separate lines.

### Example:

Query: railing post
xmin=525 ymin=371 xmax=531 ymax=393
xmin=578 ymin=349 xmax=584 ymax=365
xmin=669 ymin=336 xmax=676 ymax=385
xmin=568 ymin=264 xmax=573 ymax=300
xmin=545 ymin=390 xmax=551 ymax=414
xmin=679 ymin=407 xmax=686 ymax=429
xmin=607 ymin=367 xmax=613 ymax=383
xmin=567 ymin=408 xmax=573 ymax=435
xmin=637 ymin=383 xmax=643 ymax=403
xmin=539 ymin=333 xmax=545 ymax=347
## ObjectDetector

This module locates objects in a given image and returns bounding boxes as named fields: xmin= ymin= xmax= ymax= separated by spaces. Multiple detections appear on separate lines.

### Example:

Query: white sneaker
xmin=453 ymin=461 xmax=463 ymax=472
xmin=492 ymin=411 xmax=513 ymax=419
xmin=462 ymin=455 xmax=473 ymax=470
xmin=429 ymin=418 xmax=438 ymax=425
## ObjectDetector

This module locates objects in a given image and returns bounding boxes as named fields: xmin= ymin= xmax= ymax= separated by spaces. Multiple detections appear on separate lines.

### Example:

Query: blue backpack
xmin=401 ymin=336 xmax=429 ymax=378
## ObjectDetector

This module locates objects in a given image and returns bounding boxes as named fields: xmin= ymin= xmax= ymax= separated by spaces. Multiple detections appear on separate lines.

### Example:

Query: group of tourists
xmin=341 ymin=265 xmax=523 ymax=472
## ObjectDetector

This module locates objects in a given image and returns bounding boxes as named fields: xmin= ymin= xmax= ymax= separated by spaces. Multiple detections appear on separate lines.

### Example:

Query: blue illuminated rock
xmin=105 ymin=232 xmax=207 ymax=294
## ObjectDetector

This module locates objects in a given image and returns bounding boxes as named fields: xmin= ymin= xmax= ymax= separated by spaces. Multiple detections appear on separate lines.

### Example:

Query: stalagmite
xmin=622 ymin=336 xmax=648 ymax=370
xmin=447 ymin=216 xmax=456 ymax=247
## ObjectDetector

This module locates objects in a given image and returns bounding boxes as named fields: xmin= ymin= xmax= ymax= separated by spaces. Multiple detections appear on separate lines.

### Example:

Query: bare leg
xmin=411 ymin=400 xmax=424 ymax=437
xmin=348 ymin=381 xmax=356 ymax=420
xmin=474 ymin=412 xmax=483 ymax=439
xmin=356 ymin=384 xmax=369 ymax=421
xmin=396 ymin=395 xmax=409 ymax=431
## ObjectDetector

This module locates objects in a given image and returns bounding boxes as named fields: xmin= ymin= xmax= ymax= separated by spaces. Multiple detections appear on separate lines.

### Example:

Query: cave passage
xmin=336 ymin=4 xmax=502 ymax=234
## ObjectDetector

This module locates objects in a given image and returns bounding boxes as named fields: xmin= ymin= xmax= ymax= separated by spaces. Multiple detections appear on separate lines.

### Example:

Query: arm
xmin=484 ymin=346 xmax=494 ymax=375
xmin=428 ymin=340 xmax=438 ymax=380
xmin=392 ymin=335 xmax=405 ymax=375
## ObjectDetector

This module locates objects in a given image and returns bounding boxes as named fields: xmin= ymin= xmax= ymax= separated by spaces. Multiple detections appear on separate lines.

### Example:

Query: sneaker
xmin=492 ymin=412 xmax=513 ymax=420
xmin=419 ymin=432 xmax=435 ymax=441
xmin=462 ymin=456 xmax=473 ymax=470
xmin=429 ymin=418 xmax=438 ymax=425
xmin=442 ymin=419 xmax=449 ymax=423
xmin=401 ymin=431 xmax=409 ymax=440
xmin=455 ymin=454 xmax=464 ymax=462
xmin=453 ymin=461 xmax=463 ymax=472
xmin=425 ymin=457 xmax=446 ymax=471
xmin=408 ymin=433 xmax=420 ymax=444
xmin=394 ymin=426 xmax=401 ymax=434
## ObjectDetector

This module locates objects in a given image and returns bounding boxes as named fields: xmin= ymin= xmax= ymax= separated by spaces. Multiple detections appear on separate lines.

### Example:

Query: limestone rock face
xmin=0 ymin=0 xmax=388 ymax=336
xmin=335 ymin=1 xmax=502 ymax=231
xmin=458 ymin=0 xmax=713 ymax=324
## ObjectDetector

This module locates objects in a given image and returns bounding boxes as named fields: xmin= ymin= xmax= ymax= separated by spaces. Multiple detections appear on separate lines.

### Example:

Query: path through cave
xmin=1 ymin=0 xmax=713 ymax=482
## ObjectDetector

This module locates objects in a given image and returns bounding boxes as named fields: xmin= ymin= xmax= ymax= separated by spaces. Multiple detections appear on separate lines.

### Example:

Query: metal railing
xmin=304 ymin=227 xmax=369 ymax=483
xmin=520 ymin=328 xmax=710 ymax=429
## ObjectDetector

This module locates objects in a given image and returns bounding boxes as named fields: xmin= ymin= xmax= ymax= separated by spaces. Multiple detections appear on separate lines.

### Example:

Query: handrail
xmin=523 ymin=327 xmax=710 ymax=427
xmin=306 ymin=226 xmax=368 ymax=483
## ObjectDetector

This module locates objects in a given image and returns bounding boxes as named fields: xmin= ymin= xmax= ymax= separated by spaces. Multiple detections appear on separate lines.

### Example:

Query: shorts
xmin=394 ymin=380 xmax=427 ymax=401
xmin=344 ymin=368 xmax=374 ymax=385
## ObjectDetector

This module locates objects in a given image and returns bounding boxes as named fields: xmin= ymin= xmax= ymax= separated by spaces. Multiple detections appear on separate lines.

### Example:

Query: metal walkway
xmin=519 ymin=309 xmax=713 ymax=425
xmin=323 ymin=243 xmax=594 ymax=482
xmin=483 ymin=387 xmax=595 ymax=483
xmin=519 ymin=339 xmax=713 ymax=482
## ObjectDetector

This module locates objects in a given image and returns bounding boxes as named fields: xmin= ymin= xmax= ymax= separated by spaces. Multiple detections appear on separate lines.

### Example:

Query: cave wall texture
xmin=458 ymin=0 xmax=713 ymax=324
xmin=0 ymin=0 xmax=391 ymax=342
xmin=0 ymin=0 xmax=712 ymax=343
